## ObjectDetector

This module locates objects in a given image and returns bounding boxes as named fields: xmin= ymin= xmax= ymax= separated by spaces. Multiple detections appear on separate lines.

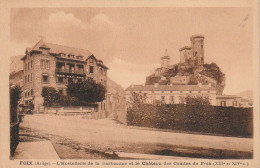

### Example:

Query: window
xmin=189 ymin=91 xmax=192 ymax=93
xmin=28 ymin=74 xmax=30 ymax=83
xmin=161 ymin=96 xmax=165 ymax=102
xmin=25 ymin=92 xmax=27 ymax=98
xmin=58 ymin=89 xmax=63 ymax=95
xmin=46 ymin=60 xmax=50 ymax=69
xmin=89 ymin=66 xmax=94 ymax=73
xmin=31 ymin=89 xmax=33 ymax=96
xmin=41 ymin=60 xmax=45 ymax=69
xmin=170 ymin=91 xmax=173 ymax=93
xmin=208 ymin=91 xmax=210 ymax=93
xmin=25 ymin=63 xmax=27 ymax=72
xmin=68 ymin=78 xmax=73 ymax=83
xmin=57 ymin=77 xmax=64 ymax=83
xmin=233 ymin=101 xmax=238 ymax=107
xmin=31 ymin=60 xmax=33 ymax=68
xmin=170 ymin=96 xmax=174 ymax=103
xmin=221 ymin=101 xmax=226 ymax=106
xmin=31 ymin=73 xmax=33 ymax=82
xmin=162 ymin=91 xmax=164 ymax=93
xmin=180 ymin=91 xmax=183 ymax=93
xmin=76 ymin=56 xmax=83 ymax=60
xmin=28 ymin=62 xmax=30 ymax=70
xmin=25 ymin=76 xmax=27 ymax=84
xmin=89 ymin=58 xmax=93 ymax=63
xmin=42 ymin=74 xmax=49 ymax=83
xmin=104 ymin=103 xmax=105 ymax=110
xmin=139 ymin=91 xmax=142 ymax=93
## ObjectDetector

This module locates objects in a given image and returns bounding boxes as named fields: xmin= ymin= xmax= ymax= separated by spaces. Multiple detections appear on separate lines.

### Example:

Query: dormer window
xmin=89 ymin=58 xmax=93 ymax=63
xmin=60 ymin=53 xmax=65 ymax=57
xmin=68 ymin=54 xmax=75 ymax=59
xmin=76 ymin=56 xmax=83 ymax=60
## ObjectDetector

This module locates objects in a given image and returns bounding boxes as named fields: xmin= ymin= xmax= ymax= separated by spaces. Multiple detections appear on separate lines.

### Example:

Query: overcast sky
xmin=10 ymin=8 xmax=253 ymax=94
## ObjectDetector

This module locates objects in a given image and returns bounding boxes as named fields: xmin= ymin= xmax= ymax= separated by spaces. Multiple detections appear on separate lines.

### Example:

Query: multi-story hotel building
xmin=21 ymin=39 xmax=108 ymax=114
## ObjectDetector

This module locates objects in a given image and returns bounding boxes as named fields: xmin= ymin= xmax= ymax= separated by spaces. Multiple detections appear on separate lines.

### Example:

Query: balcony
xmin=56 ymin=68 xmax=85 ymax=75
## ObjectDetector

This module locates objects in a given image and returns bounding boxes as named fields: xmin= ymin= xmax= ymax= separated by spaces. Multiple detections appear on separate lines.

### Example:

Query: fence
xmin=45 ymin=106 xmax=98 ymax=115
xmin=127 ymin=104 xmax=253 ymax=137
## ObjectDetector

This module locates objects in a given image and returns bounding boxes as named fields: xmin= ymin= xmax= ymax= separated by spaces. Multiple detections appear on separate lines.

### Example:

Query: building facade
xmin=21 ymin=40 xmax=108 ymax=115
xmin=125 ymin=84 xmax=217 ymax=105
xmin=216 ymin=95 xmax=242 ymax=107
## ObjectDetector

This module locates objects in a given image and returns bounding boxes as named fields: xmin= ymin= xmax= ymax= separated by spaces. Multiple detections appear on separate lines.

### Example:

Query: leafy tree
xmin=67 ymin=79 xmax=106 ymax=103
xmin=42 ymin=87 xmax=61 ymax=107
xmin=128 ymin=92 xmax=148 ymax=107
xmin=185 ymin=95 xmax=211 ymax=105
xmin=10 ymin=85 xmax=22 ymax=123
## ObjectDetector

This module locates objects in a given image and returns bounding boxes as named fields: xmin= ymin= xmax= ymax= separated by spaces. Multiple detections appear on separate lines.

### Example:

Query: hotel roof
xmin=22 ymin=39 xmax=93 ymax=60
xmin=125 ymin=84 xmax=215 ymax=91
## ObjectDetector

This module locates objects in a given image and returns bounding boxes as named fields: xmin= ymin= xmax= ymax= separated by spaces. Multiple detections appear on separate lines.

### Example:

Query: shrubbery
xmin=10 ymin=85 xmax=22 ymax=123
xmin=127 ymin=104 xmax=253 ymax=137
xmin=42 ymin=79 xmax=106 ymax=107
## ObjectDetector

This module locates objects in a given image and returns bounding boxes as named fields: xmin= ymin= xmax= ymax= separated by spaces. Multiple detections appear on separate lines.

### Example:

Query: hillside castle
xmin=161 ymin=35 xmax=204 ymax=70
xmin=146 ymin=35 xmax=225 ymax=95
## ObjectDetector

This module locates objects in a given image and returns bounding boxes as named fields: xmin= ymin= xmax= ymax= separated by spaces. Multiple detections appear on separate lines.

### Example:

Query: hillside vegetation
xmin=145 ymin=62 xmax=225 ymax=95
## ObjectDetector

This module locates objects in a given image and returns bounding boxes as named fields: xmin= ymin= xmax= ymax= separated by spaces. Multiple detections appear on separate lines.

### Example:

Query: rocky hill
xmin=236 ymin=90 xmax=253 ymax=100
xmin=146 ymin=62 xmax=225 ymax=95
xmin=10 ymin=55 xmax=24 ymax=73
xmin=107 ymin=77 xmax=125 ymax=96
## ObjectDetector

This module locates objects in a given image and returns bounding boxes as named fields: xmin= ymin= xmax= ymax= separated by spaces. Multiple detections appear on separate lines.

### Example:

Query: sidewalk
xmin=14 ymin=141 xmax=60 ymax=159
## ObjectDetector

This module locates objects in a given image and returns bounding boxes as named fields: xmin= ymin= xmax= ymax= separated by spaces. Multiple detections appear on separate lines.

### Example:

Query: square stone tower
xmin=161 ymin=49 xmax=170 ymax=68
xmin=179 ymin=46 xmax=191 ymax=64
xmin=190 ymin=35 xmax=204 ymax=68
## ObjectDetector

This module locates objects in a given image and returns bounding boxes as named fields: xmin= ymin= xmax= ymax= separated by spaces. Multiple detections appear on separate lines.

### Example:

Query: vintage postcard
xmin=0 ymin=0 xmax=259 ymax=167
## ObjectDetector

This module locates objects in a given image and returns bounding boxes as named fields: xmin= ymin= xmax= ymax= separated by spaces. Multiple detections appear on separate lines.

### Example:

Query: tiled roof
xmin=125 ymin=84 xmax=215 ymax=91
xmin=33 ymin=40 xmax=93 ymax=60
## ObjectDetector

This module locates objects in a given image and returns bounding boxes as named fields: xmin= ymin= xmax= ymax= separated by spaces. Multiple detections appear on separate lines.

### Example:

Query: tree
xmin=42 ymin=87 xmax=61 ymax=107
xmin=185 ymin=95 xmax=211 ymax=105
xmin=67 ymin=79 xmax=106 ymax=103
xmin=10 ymin=85 xmax=22 ymax=123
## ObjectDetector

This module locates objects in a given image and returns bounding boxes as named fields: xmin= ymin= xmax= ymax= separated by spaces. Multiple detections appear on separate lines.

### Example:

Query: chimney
xmin=154 ymin=83 xmax=159 ymax=88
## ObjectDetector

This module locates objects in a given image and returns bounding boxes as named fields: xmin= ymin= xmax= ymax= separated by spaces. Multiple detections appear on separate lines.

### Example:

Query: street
xmin=19 ymin=114 xmax=253 ymax=159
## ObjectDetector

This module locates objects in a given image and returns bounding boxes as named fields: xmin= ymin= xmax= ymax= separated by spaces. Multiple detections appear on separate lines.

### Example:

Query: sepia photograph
xmin=1 ymin=0 xmax=259 ymax=167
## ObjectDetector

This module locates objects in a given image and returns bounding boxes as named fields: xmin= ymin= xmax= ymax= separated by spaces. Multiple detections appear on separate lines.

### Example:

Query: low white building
xmin=125 ymin=83 xmax=217 ymax=105
xmin=216 ymin=95 xmax=242 ymax=107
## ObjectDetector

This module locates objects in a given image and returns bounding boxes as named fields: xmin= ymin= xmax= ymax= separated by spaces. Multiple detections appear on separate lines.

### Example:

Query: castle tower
xmin=161 ymin=49 xmax=170 ymax=68
xmin=190 ymin=35 xmax=204 ymax=68
xmin=179 ymin=46 xmax=191 ymax=64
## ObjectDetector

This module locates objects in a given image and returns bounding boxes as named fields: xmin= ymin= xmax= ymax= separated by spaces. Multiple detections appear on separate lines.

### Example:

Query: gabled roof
xmin=22 ymin=39 xmax=93 ymax=60
xmin=125 ymin=84 xmax=215 ymax=91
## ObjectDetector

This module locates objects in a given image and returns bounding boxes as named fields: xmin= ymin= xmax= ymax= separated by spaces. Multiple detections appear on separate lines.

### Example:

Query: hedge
xmin=127 ymin=104 xmax=253 ymax=137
